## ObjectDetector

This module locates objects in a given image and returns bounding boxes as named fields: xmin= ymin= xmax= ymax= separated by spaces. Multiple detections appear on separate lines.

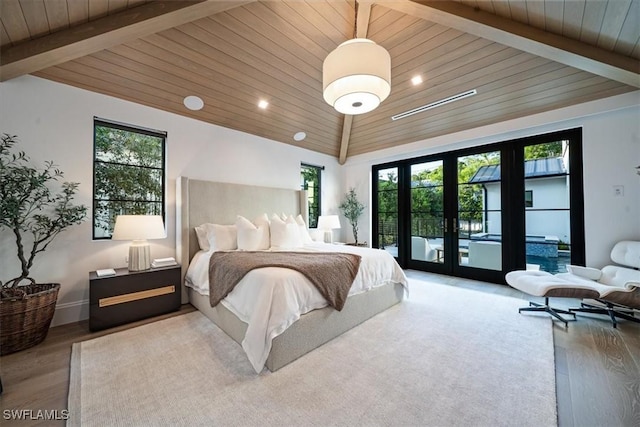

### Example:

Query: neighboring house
xmin=469 ymin=157 xmax=570 ymax=244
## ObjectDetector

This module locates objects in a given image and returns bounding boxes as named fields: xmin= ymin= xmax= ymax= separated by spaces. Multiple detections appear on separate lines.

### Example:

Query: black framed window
xmin=93 ymin=118 xmax=166 ymax=239
xmin=525 ymin=190 xmax=533 ymax=208
xmin=372 ymin=128 xmax=584 ymax=283
xmin=301 ymin=163 xmax=323 ymax=228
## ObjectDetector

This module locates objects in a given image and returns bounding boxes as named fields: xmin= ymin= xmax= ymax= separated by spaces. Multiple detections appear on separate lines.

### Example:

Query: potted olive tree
xmin=339 ymin=187 xmax=365 ymax=245
xmin=0 ymin=134 xmax=88 ymax=355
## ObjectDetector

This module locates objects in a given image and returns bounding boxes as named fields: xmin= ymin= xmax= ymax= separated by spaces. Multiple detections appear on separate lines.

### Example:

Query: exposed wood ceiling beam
xmin=379 ymin=0 xmax=639 ymax=88
xmin=339 ymin=115 xmax=354 ymax=164
xmin=339 ymin=0 xmax=373 ymax=164
xmin=0 ymin=0 xmax=254 ymax=82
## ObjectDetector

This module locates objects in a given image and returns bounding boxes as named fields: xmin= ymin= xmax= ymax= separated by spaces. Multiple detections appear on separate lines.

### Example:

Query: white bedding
xmin=185 ymin=242 xmax=408 ymax=372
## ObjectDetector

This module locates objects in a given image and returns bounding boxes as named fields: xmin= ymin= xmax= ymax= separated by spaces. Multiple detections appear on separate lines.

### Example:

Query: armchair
xmin=558 ymin=241 xmax=640 ymax=328
xmin=468 ymin=241 xmax=502 ymax=270
xmin=411 ymin=236 xmax=437 ymax=262
xmin=506 ymin=241 xmax=640 ymax=328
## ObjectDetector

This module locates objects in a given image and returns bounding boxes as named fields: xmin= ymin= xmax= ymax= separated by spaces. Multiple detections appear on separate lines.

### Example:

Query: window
xmin=93 ymin=118 xmax=166 ymax=239
xmin=525 ymin=190 xmax=533 ymax=207
xmin=301 ymin=163 xmax=322 ymax=228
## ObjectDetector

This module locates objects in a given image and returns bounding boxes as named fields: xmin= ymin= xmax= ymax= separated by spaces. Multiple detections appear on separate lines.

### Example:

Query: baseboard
xmin=51 ymin=299 xmax=89 ymax=327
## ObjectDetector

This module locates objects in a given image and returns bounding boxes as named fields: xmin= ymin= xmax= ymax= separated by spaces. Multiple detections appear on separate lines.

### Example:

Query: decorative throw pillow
xmin=270 ymin=214 xmax=302 ymax=249
xmin=194 ymin=223 xmax=237 ymax=251
xmin=295 ymin=214 xmax=314 ymax=245
xmin=236 ymin=215 xmax=270 ymax=250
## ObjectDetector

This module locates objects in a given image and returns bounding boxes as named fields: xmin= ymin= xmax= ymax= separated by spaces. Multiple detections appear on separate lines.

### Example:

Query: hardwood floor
xmin=1 ymin=271 xmax=638 ymax=426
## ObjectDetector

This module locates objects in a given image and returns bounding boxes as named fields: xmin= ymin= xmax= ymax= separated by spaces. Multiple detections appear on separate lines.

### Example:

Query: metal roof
xmin=469 ymin=157 xmax=567 ymax=183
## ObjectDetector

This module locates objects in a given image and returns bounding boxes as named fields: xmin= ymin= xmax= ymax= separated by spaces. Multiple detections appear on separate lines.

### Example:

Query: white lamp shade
xmin=323 ymin=38 xmax=391 ymax=115
xmin=317 ymin=215 xmax=341 ymax=230
xmin=112 ymin=215 xmax=166 ymax=240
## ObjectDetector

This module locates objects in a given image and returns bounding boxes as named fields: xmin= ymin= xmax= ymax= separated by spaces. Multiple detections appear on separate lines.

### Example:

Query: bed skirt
xmin=187 ymin=282 xmax=405 ymax=371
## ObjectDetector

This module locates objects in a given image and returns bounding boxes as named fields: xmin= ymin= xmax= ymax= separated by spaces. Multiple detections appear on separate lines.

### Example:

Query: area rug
xmin=68 ymin=281 xmax=556 ymax=426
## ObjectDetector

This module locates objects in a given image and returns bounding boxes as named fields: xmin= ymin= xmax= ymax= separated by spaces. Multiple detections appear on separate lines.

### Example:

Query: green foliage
xmin=339 ymin=188 xmax=365 ymax=244
xmin=377 ymin=170 xmax=398 ymax=247
xmin=525 ymin=141 xmax=563 ymax=160
xmin=94 ymin=125 xmax=164 ymax=235
xmin=301 ymin=165 xmax=321 ymax=228
xmin=0 ymin=134 xmax=88 ymax=288
xmin=410 ymin=166 xmax=444 ymax=238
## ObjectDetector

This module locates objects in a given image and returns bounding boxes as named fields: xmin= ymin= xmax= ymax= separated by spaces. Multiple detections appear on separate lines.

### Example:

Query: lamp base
xmin=323 ymin=230 xmax=334 ymax=244
xmin=128 ymin=240 xmax=151 ymax=271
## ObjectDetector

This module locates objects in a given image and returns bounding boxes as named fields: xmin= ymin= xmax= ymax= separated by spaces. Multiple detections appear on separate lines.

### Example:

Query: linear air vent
xmin=391 ymin=89 xmax=477 ymax=121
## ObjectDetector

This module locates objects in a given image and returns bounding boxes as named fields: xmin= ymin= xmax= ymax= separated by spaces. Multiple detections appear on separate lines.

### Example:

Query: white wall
xmin=0 ymin=76 xmax=341 ymax=325
xmin=342 ymin=91 xmax=640 ymax=268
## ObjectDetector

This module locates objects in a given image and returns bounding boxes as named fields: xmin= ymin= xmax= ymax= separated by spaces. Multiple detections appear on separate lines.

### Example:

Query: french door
xmin=372 ymin=128 xmax=584 ymax=284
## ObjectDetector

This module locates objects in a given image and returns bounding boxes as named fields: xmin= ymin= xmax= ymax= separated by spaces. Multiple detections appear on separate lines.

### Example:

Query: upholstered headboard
xmin=176 ymin=177 xmax=307 ymax=302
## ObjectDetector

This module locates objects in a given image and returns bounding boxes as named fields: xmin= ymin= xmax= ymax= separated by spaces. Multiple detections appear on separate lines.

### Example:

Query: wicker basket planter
xmin=0 ymin=283 xmax=60 ymax=356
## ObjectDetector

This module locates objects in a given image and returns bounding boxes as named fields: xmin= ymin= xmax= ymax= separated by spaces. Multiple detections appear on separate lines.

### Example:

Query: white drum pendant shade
xmin=323 ymin=38 xmax=391 ymax=115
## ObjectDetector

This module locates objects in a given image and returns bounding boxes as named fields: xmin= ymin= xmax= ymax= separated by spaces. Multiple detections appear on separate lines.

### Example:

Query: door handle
xmin=444 ymin=218 xmax=448 ymax=233
xmin=453 ymin=218 xmax=458 ymax=233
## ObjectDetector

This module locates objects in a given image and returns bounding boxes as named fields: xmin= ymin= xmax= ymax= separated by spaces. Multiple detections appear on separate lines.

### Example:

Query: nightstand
xmin=89 ymin=265 xmax=181 ymax=331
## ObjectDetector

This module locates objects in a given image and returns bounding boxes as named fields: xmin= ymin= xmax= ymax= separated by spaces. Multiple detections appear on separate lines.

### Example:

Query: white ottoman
xmin=505 ymin=270 xmax=600 ymax=326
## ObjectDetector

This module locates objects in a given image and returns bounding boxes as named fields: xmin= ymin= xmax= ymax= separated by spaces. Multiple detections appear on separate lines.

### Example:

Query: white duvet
xmin=185 ymin=242 xmax=408 ymax=373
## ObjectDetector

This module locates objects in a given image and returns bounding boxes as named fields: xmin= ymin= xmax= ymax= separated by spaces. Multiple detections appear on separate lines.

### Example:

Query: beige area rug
xmin=68 ymin=281 xmax=556 ymax=426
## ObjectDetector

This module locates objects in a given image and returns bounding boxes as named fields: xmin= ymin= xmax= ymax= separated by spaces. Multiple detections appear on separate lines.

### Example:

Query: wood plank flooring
xmin=1 ymin=270 xmax=638 ymax=426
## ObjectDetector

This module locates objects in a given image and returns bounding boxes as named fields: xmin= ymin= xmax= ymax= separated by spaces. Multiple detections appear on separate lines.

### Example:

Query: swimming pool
xmin=527 ymin=253 xmax=570 ymax=273
xmin=471 ymin=233 xmax=559 ymax=258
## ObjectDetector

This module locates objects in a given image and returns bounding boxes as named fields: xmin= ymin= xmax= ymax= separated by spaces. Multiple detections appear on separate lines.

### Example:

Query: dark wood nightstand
xmin=89 ymin=265 xmax=181 ymax=331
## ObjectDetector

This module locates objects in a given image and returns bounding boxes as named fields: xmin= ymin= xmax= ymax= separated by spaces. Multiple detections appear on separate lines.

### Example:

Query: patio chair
xmin=468 ymin=240 xmax=502 ymax=270
xmin=411 ymin=236 xmax=437 ymax=262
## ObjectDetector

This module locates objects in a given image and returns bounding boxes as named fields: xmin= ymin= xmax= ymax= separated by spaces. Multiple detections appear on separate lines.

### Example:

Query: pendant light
xmin=322 ymin=2 xmax=391 ymax=115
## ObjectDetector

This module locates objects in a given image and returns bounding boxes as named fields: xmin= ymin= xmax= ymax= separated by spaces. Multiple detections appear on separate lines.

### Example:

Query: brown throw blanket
xmin=209 ymin=251 xmax=361 ymax=311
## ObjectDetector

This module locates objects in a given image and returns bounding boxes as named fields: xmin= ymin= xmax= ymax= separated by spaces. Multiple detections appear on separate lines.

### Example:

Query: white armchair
xmin=468 ymin=241 xmax=502 ymax=270
xmin=556 ymin=241 xmax=640 ymax=327
xmin=411 ymin=236 xmax=437 ymax=262
xmin=506 ymin=241 xmax=640 ymax=328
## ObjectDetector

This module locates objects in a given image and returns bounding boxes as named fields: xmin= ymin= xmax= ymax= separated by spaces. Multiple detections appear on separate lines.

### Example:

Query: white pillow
xmin=194 ymin=223 xmax=237 ymax=251
xmin=236 ymin=215 xmax=270 ymax=250
xmin=270 ymin=214 xmax=302 ymax=249
xmin=295 ymin=214 xmax=314 ymax=245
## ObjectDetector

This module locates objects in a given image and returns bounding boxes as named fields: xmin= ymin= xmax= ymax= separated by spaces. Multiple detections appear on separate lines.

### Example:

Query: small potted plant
xmin=0 ymin=134 xmax=88 ymax=355
xmin=339 ymin=187 xmax=365 ymax=245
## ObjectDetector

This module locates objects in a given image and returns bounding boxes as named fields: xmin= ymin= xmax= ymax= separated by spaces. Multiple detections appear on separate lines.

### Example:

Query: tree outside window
xmin=93 ymin=119 xmax=166 ymax=239
xmin=301 ymin=164 xmax=322 ymax=228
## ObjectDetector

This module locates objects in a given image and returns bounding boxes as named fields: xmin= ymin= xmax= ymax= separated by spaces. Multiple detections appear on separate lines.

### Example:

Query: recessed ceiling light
xmin=258 ymin=100 xmax=269 ymax=109
xmin=411 ymin=75 xmax=423 ymax=86
xmin=293 ymin=132 xmax=306 ymax=141
xmin=183 ymin=95 xmax=204 ymax=111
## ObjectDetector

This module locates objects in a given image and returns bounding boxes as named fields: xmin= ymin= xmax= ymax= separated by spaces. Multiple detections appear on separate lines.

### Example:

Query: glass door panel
xmin=377 ymin=167 xmax=399 ymax=258
xmin=524 ymin=140 xmax=571 ymax=273
xmin=410 ymin=161 xmax=444 ymax=264
xmin=457 ymin=151 xmax=502 ymax=271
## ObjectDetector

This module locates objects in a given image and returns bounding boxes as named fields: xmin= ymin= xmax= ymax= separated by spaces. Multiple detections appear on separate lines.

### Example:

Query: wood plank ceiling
xmin=1 ymin=1 xmax=638 ymax=162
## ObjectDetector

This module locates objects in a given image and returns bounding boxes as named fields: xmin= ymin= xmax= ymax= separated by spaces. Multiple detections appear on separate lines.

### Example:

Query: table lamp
xmin=317 ymin=215 xmax=341 ymax=244
xmin=112 ymin=215 xmax=166 ymax=271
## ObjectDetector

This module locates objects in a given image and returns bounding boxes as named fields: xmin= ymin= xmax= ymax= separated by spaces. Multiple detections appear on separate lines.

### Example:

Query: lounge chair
xmin=506 ymin=241 xmax=640 ymax=328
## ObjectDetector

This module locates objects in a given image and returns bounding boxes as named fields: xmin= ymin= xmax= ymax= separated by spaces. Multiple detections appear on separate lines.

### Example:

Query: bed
xmin=177 ymin=177 xmax=407 ymax=372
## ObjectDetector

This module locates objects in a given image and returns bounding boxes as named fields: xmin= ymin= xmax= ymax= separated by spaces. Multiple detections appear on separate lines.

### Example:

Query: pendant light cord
xmin=353 ymin=1 xmax=358 ymax=39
